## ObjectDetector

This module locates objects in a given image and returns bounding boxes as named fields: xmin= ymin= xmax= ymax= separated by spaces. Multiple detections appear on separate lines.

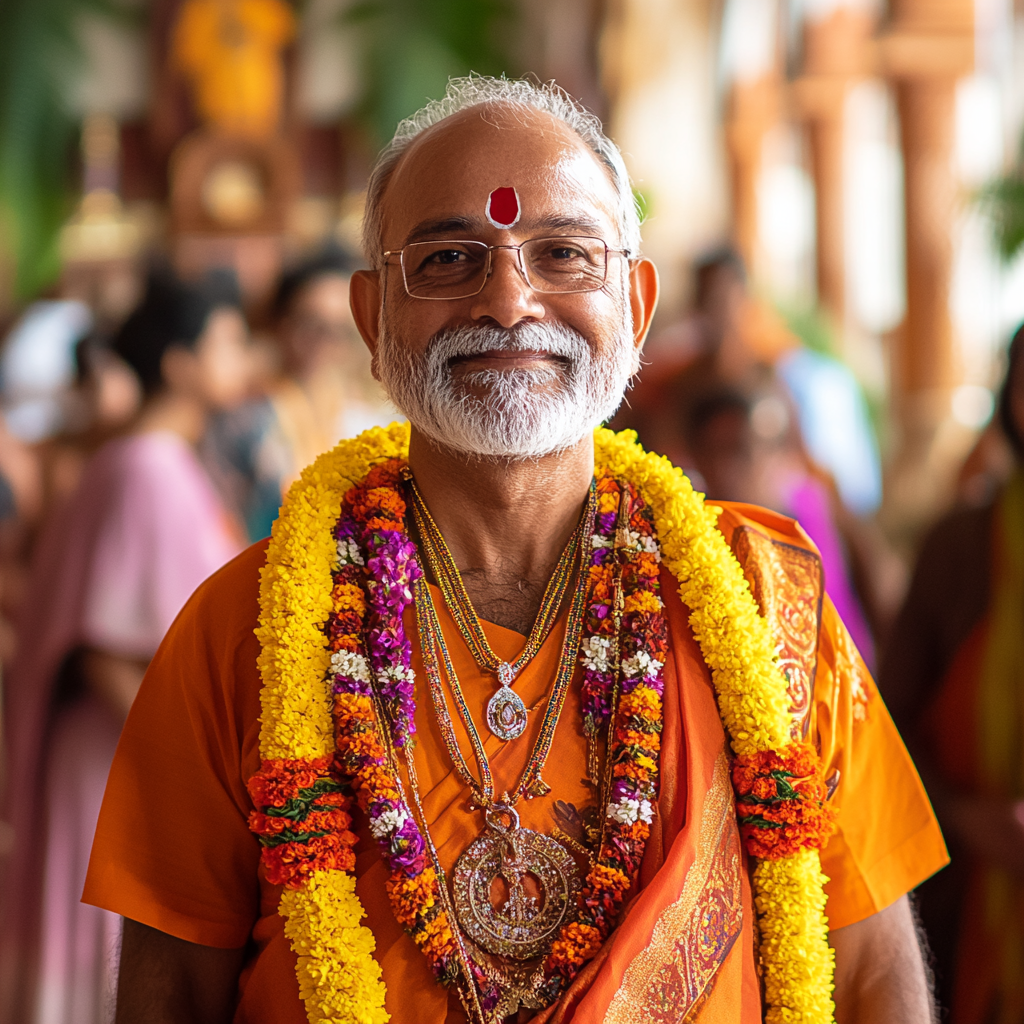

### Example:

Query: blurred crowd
xmin=0 ymin=248 xmax=392 ymax=1021
xmin=0 ymin=242 xmax=1022 ymax=1023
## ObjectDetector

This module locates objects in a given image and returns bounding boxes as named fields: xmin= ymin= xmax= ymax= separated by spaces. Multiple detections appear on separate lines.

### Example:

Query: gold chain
xmin=407 ymin=476 xmax=590 ymax=681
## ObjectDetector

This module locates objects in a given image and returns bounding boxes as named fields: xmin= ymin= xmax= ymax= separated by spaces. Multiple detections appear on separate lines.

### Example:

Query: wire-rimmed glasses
xmin=381 ymin=236 xmax=632 ymax=300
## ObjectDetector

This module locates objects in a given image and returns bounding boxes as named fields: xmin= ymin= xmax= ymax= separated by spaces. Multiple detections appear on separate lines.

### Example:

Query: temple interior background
xmin=2 ymin=0 xmax=1020 ymax=546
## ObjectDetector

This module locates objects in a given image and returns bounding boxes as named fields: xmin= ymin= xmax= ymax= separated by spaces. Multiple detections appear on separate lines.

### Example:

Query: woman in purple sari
xmin=0 ymin=273 xmax=249 ymax=1023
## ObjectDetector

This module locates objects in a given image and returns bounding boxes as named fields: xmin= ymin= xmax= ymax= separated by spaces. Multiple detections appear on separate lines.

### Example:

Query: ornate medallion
xmin=485 ymin=662 xmax=528 ymax=741
xmin=452 ymin=805 xmax=581 ymax=961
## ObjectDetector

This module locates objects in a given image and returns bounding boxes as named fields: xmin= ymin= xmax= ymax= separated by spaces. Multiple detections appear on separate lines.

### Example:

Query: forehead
xmin=380 ymin=106 xmax=622 ymax=245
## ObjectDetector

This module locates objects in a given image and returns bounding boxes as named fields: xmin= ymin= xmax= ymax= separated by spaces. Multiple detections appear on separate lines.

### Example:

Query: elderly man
xmin=84 ymin=78 xmax=946 ymax=1024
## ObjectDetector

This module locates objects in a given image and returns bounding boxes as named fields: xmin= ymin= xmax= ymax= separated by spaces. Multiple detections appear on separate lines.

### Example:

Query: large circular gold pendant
xmin=452 ymin=806 xmax=581 ymax=961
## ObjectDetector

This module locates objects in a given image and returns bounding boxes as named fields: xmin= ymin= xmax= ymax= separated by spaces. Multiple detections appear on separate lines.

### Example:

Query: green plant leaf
xmin=0 ymin=0 xmax=124 ymax=298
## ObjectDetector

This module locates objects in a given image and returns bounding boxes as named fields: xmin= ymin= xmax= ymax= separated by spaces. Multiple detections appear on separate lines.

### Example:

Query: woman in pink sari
xmin=0 ymin=273 xmax=250 ymax=1024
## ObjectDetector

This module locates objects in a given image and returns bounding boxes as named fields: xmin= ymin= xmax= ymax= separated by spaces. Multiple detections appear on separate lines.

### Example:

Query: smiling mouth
xmin=448 ymin=349 xmax=567 ymax=371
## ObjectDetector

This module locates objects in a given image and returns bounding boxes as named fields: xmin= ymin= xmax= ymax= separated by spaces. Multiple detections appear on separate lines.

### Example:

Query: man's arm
xmin=831 ymin=895 xmax=935 ymax=1024
xmin=116 ymin=919 xmax=246 ymax=1024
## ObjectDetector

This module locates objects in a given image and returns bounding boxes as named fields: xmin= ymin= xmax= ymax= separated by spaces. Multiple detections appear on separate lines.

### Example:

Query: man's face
xmin=353 ymin=106 xmax=655 ymax=459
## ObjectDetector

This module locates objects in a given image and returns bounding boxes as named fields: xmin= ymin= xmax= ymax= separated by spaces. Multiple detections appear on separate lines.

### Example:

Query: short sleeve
xmin=815 ymin=596 xmax=949 ymax=929
xmin=82 ymin=542 xmax=267 ymax=948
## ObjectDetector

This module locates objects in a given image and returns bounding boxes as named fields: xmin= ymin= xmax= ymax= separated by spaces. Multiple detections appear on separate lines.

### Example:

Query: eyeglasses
xmin=381 ymin=236 xmax=632 ymax=301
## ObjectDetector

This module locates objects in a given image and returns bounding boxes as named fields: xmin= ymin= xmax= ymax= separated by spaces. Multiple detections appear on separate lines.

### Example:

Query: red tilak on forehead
xmin=485 ymin=187 xmax=520 ymax=229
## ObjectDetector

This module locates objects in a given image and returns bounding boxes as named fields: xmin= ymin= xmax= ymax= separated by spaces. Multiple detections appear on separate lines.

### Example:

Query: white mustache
xmin=425 ymin=322 xmax=589 ymax=367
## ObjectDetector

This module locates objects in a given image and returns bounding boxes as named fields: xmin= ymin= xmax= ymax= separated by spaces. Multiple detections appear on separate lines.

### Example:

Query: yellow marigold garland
xmin=255 ymin=421 xmax=835 ymax=1024
xmin=256 ymin=424 xmax=409 ymax=1024
xmin=593 ymin=426 xmax=835 ymax=1024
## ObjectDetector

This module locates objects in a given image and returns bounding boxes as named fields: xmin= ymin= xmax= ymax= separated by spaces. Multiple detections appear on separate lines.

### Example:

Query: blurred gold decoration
xmin=60 ymin=115 xmax=140 ymax=263
xmin=172 ymin=0 xmax=296 ymax=139
xmin=60 ymin=191 xmax=140 ymax=263
xmin=200 ymin=159 xmax=266 ymax=226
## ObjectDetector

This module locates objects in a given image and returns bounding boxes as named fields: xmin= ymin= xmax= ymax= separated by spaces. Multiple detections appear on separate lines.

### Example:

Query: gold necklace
xmin=408 ymin=478 xmax=594 ymax=741
xmin=410 ymin=503 xmax=595 ymax=996
xmin=412 ymin=504 xmax=592 ymax=804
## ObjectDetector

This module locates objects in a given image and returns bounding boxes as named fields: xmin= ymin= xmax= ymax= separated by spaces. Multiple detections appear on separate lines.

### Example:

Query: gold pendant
xmin=452 ymin=805 xmax=581 ymax=961
xmin=485 ymin=663 xmax=528 ymax=741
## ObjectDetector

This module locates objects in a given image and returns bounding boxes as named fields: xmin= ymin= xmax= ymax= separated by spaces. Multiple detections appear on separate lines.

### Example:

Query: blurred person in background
xmin=620 ymin=246 xmax=901 ymax=647
xmin=620 ymin=246 xmax=797 ymax=462
xmin=626 ymin=246 xmax=882 ymax=518
xmin=36 ymin=334 xmax=143 ymax=513
xmin=206 ymin=244 xmax=392 ymax=541
xmin=0 ymin=417 xmax=44 ymax=844
xmin=0 ymin=299 xmax=93 ymax=446
xmin=881 ymin=326 xmax=1024 ymax=1024
xmin=0 ymin=271 xmax=248 ymax=1024
xmin=684 ymin=383 xmax=876 ymax=668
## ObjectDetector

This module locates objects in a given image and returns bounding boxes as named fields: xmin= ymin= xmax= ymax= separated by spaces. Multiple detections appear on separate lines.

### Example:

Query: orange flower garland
xmin=246 ymin=757 xmax=358 ymax=888
xmin=732 ymin=745 xmax=837 ymax=860
xmin=543 ymin=477 xmax=666 ymax=998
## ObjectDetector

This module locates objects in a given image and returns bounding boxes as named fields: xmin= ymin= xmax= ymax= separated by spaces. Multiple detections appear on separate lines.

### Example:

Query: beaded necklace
xmin=408 ymin=477 xmax=592 ymax=741
xmin=413 ymin=495 xmax=593 ymax=805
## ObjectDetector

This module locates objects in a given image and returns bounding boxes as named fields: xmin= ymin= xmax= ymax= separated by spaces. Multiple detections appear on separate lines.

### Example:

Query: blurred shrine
xmin=62 ymin=0 xmax=372 ymax=326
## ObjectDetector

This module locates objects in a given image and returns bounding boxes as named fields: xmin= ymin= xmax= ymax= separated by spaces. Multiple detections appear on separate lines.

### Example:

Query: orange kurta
xmin=83 ymin=502 xmax=947 ymax=1023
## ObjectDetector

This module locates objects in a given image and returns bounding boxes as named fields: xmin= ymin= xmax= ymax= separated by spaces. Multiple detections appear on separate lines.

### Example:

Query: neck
xmin=133 ymin=391 xmax=208 ymax=445
xmin=407 ymin=427 xmax=594 ymax=634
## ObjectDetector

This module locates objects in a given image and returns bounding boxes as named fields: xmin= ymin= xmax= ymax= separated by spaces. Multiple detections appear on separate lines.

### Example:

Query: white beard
xmin=375 ymin=318 xmax=636 ymax=460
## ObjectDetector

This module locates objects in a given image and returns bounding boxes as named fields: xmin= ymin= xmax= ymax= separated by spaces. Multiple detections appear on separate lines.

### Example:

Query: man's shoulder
xmin=712 ymin=499 xmax=818 ymax=557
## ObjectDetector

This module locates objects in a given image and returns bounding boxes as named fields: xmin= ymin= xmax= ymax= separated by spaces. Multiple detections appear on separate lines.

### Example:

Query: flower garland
xmin=594 ymin=427 xmax=836 ymax=1024
xmin=324 ymin=462 xmax=665 ymax=1013
xmin=327 ymin=461 xmax=463 ymax=993
xmin=543 ymin=475 xmax=666 ymax=997
xmin=250 ymin=422 xmax=837 ymax=1024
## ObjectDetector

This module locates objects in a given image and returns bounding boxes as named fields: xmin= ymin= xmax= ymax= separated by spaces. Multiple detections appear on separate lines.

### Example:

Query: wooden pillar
xmin=725 ymin=77 xmax=781 ymax=271
xmin=792 ymin=6 xmax=875 ymax=324
xmin=807 ymin=113 xmax=846 ymax=319
xmin=877 ymin=0 xmax=973 ymax=521
xmin=895 ymin=78 xmax=958 ymax=397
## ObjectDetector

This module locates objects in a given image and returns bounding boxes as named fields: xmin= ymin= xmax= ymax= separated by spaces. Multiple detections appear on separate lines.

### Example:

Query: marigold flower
xmin=331 ymin=581 xmax=365 ymax=610
xmin=247 ymin=757 xmax=335 ymax=808
xmin=385 ymin=868 xmax=439 ymax=926
xmin=732 ymin=744 xmax=837 ymax=859
xmin=618 ymin=686 xmax=661 ymax=719
xmin=623 ymin=590 xmax=662 ymax=616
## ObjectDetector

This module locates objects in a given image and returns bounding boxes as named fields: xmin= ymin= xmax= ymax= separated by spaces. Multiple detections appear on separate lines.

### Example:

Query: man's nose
xmin=468 ymin=247 xmax=547 ymax=327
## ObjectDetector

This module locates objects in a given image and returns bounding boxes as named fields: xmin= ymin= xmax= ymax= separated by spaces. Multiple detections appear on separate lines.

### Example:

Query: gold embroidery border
xmin=731 ymin=526 xmax=824 ymax=738
xmin=604 ymin=752 xmax=740 ymax=1024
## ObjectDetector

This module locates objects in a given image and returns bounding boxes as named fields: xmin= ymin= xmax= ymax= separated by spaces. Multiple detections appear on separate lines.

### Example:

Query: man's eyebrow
xmin=526 ymin=214 xmax=606 ymax=234
xmin=404 ymin=217 xmax=478 ymax=243
xmin=402 ymin=213 xmax=609 ymax=246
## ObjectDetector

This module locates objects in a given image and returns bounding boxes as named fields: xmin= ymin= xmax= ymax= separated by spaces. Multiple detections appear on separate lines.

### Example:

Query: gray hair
xmin=361 ymin=75 xmax=642 ymax=269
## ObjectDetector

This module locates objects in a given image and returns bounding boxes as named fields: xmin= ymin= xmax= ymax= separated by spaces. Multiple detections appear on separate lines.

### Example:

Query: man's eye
xmin=549 ymin=247 xmax=584 ymax=260
xmin=427 ymin=249 xmax=468 ymax=265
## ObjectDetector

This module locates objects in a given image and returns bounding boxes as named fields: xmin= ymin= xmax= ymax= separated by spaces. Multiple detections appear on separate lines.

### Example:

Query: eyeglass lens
xmin=401 ymin=237 xmax=609 ymax=299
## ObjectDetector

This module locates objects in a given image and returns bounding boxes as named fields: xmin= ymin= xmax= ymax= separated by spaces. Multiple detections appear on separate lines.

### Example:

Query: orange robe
xmin=84 ymin=502 xmax=947 ymax=1023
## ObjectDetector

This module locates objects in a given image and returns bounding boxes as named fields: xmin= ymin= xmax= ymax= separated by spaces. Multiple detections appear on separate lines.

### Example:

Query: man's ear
xmin=628 ymin=259 xmax=659 ymax=363
xmin=349 ymin=270 xmax=383 ymax=359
